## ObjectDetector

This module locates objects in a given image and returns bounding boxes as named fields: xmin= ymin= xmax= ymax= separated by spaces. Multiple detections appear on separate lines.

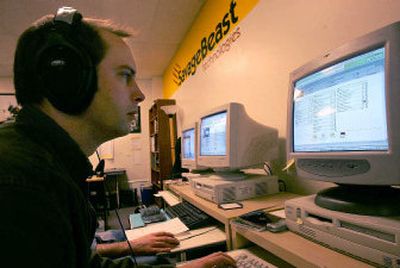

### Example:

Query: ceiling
xmin=0 ymin=0 xmax=205 ymax=79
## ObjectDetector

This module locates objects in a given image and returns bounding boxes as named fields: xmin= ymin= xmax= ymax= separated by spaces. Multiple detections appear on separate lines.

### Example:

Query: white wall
xmin=170 ymin=0 xmax=400 ymax=194
xmin=0 ymin=77 xmax=14 ymax=93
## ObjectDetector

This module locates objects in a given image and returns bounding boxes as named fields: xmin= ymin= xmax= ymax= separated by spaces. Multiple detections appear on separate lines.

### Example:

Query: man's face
xmin=88 ymin=30 xmax=145 ymax=139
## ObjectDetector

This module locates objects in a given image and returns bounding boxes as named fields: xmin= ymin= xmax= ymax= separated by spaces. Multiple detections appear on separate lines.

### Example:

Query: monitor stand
xmin=315 ymin=184 xmax=400 ymax=216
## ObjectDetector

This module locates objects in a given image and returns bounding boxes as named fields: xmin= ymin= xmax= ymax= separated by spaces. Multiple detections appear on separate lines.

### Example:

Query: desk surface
xmin=168 ymin=183 xmax=299 ymax=224
xmin=86 ymin=176 xmax=105 ymax=182
xmin=232 ymin=225 xmax=374 ymax=268
xmin=172 ymin=226 xmax=226 ymax=253
xmin=104 ymin=168 xmax=126 ymax=175
xmin=168 ymin=183 xmax=374 ymax=267
xmin=156 ymin=190 xmax=181 ymax=206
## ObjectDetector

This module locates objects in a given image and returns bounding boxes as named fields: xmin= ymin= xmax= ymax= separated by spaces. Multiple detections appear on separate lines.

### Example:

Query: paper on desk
xmin=125 ymin=218 xmax=189 ymax=240
xmin=175 ymin=226 xmax=217 ymax=241
xmin=155 ymin=191 xmax=181 ymax=206
xmin=269 ymin=209 xmax=286 ymax=219
xmin=129 ymin=213 xmax=145 ymax=229
xmin=169 ymin=227 xmax=226 ymax=253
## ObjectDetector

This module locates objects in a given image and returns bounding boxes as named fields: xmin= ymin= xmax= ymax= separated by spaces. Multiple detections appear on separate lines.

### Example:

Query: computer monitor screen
xmin=197 ymin=103 xmax=278 ymax=171
xmin=200 ymin=111 xmax=227 ymax=156
xmin=287 ymin=21 xmax=400 ymax=216
xmin=182 ymin=128 xmax=196 ymax=160
xmin=293 ymin=47 xmax=388 ymax=153
xmin=181 ymin=123 xmax=203 ymax=171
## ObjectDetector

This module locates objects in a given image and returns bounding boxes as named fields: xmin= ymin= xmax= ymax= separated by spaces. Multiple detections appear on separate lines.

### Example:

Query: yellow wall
xmin=164 ymin=0 xmax=400 ymax=194
xmin=163 ymin=0 xmax=259 ymax=98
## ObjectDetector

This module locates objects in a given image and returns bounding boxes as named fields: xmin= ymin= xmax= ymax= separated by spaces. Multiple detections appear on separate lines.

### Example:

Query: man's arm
xmin=96 ymin=232 xmax=180 ymax=257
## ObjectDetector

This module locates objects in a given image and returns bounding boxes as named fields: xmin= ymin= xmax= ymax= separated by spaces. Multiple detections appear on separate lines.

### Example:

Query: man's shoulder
xmin=0 ymin=123 xmax=54 ymax=166
xmin=0 ymin=123 xmax=64 ymax=191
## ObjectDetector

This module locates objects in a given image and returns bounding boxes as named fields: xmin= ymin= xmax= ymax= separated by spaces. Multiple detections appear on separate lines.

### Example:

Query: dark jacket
xmin=0 ymin=105 xmax=171 ymax=268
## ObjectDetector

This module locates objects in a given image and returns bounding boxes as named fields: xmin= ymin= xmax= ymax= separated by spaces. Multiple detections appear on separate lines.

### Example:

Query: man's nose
xmin=131 ymin=82 xmax=145 ymax=103
xmin=132 ymin=90 xmax=145 ymax=103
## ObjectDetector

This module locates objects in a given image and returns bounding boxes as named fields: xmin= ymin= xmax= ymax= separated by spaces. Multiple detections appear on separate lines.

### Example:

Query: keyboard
xmin=165 ymin=201 xmax=212 ymax=229
xmin=228 ymin=249 xmax=277 ymax=268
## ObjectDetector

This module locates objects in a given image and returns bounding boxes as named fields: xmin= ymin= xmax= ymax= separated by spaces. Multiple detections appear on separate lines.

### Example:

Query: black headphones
xmin=35 ymin=7 xmax=96 ymax=115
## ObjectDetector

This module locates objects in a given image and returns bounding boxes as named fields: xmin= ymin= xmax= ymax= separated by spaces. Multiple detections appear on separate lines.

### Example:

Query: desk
xmin=172 ymin=226 xmax=226 ymax=261
xmin=155 ymin=190 xmax=181 ymax=206
xmin=87 ymin=169 xmax=126 ymax=229
xmin=167 ymin=183 xmax=374 ymax=267
xmin=126 ymin=217 xmax=226 ymax=261
xmin=167 ymin=183 xmax=299 ymax=249
xmin=86 ymin=176 xmax=108 ymax=229
xmin=232 ymin=225 xmax=373 ymax=268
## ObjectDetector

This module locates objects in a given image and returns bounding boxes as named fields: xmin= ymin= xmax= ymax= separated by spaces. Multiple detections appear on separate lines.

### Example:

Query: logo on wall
xmin=202 ymin=26 xmax=241 ymax=71
xmin=173 ymin=0 xmax=239 ymax=86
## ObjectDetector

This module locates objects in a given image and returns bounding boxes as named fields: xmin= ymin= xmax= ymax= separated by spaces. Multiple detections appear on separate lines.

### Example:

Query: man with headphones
xmin=0 ymin=6 xmax=236 ymax=268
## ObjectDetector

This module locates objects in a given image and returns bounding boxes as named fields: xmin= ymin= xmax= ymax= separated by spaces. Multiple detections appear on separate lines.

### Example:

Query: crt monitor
xmin=287 ymin=21 xmax=400 ymax=216
xmin=181 ymin=123 xmax=198 ymax=170
xmin=197 ymin=102 xmax=278 ymax=172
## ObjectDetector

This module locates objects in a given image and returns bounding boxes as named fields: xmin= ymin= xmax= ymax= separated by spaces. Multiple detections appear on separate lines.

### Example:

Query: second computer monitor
xmin=181 ymin=123 xmax=198 ymax=170
xmin=197 ymin=102 xmax=278 ymax=171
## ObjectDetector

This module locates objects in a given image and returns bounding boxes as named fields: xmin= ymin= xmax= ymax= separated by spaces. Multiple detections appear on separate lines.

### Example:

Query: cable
xmin=103 ymin=179 xmax=138 ymax=268
xmin=95 ymin=150 xmax=101 ymax=162
xmin=93 ymin=150 xmax=138 ymax=267
xmin=278 ymin=179 xmax=287 ymax=192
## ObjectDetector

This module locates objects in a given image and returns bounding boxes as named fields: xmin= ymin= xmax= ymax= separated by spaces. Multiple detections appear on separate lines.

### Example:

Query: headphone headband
xmin=54 ymin=7 xmax=81 ymax=25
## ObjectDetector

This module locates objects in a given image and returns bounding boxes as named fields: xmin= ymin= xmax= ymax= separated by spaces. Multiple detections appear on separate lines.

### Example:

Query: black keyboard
xmin=165 ymin=201 xmax=212 ymax=229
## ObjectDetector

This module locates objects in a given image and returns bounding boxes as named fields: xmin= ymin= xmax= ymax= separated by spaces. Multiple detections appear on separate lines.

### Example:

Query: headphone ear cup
xmin=37 ymin=39 xmax=96 ymax=114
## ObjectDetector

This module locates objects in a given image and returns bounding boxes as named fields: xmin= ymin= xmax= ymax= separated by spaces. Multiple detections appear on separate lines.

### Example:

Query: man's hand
xmin=179 ymin=252 xmax=237 ymax=268
xmin=131 ymin=231 xmax=180 ymax=255
xmin=96 ymin=231 xmax=179 ymax=257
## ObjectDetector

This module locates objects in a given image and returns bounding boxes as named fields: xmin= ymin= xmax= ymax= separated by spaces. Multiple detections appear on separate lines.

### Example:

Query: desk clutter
xmin=228 ymin=249 xmax=277 ymax=268
xmin=176 ymin=248 xmax=278 ymax=268
xmin=125 ymin=218 xmax=189 ymax=241
xmin=114 ymin=181 xmax=380 ymax=267
xmin=232 ymin=209 xmax=287 ymax=233
xmin=125 ymin=207 xmax=227 ymax=257
xmin=139 ymin=205 xmax=167 ymax=223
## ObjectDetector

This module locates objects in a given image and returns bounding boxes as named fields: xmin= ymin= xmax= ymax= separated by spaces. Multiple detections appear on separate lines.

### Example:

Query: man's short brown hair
xmin=13 ymin=12 xmax=132 ymax=109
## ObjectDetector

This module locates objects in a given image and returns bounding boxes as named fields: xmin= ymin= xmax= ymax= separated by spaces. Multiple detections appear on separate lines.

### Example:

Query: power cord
xmin=94 ymin=151 xmax=138 ymax=267
xmin=102 ymin=182 xmax=137 ymax=267
xmin=278 ymin=179 xmax=287 ymax=192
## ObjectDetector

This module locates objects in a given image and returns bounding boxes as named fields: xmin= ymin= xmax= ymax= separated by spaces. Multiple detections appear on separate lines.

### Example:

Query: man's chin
xmin=117 ymin=127 xmax=130 ymax=137
xmin=103 ymin=127 xmax=130 ymax=141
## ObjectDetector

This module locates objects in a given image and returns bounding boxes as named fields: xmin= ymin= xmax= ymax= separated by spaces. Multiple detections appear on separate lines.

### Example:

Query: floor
xmin=108 ymin=206 xmax=136 ymax=230
xmin=96 ymin=206 xmax=137 ymax=231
